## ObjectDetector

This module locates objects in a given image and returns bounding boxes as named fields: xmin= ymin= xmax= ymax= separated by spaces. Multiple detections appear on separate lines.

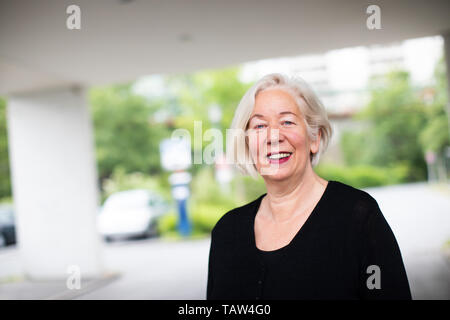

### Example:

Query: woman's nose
xmin=267 ymin=126 xmax=283 ymax=146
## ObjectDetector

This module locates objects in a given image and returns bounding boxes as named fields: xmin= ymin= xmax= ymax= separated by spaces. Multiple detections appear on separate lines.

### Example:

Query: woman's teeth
xmin=268 ymin=153 xmax=292 ymax=159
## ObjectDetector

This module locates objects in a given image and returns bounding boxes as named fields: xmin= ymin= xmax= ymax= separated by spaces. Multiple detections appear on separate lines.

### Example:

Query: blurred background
xmin=0 ymin=0 xmax=449 ymax=299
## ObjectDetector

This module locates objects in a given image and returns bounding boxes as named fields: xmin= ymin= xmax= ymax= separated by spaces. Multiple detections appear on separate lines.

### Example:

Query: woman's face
xmin=246 ymin=88 xmax=320 ymax=181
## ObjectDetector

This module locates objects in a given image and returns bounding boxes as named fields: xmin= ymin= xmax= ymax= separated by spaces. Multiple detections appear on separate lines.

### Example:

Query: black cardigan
xmin=206 ymin=180 xmax=412 ymax=300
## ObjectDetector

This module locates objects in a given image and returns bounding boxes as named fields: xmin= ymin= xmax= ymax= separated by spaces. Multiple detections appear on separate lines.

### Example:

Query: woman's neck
xmin=262 ymin=169 xmax=328 ymax=223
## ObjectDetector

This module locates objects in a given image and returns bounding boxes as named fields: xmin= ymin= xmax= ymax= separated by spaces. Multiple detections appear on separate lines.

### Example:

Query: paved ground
xmin=364 ymin=182 xmax=450 ymax=299
xmin=75 ymin=238 xmax=210 ymax=300
xmin=0 ymin=238 xmax=210 ymax=300
xmin=1 ymin=181 xmax=449 ymax=300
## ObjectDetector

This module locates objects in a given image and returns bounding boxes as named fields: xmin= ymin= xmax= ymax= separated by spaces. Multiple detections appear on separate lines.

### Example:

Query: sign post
xmin=160 ymin=136 xmax=192 ymax=236
xmin=425 ymin=150 xmax=436 ymax=183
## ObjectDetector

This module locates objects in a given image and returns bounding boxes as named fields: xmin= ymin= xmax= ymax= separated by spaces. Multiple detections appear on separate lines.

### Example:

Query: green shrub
xmin=101 ymin=167 xmax=171 ymax=203
xmin=189 ymin=202 xmax=233 ymax=233
xmin=230 ymin=174 xmax=267 ymax=205
xmin=157 ymin=202 xmax=233 ymax=238
xmin=190 ymin=166 xmax=238 ymax=207
xmin=315 ymin=163 xmax=409 ymax=189
xmin=157 ymin=166 xmax=267 ymax=237
xmin=156 ymin=210 xmax=178 ymax=235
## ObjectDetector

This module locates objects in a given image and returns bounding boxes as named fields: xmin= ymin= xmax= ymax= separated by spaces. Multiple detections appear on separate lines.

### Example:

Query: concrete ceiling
xmin=1 ymin=0 xmax=449 ymax=95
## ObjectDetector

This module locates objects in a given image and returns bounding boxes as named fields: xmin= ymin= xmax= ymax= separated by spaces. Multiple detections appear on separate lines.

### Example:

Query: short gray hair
xmin=227 ymin=73 xmax=333 ymax=178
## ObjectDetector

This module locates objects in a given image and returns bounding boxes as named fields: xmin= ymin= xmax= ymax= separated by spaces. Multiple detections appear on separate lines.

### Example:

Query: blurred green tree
xmin=167 ymin=67 xmax=250 ymax=127
xmin=163 ymin=66 xmax=251 ymax=177
xmin=89 ymin=67 xmax=250 ymax=197
xmin=0 ymin=97 xmax=11 ymax=200
xmin=89 ymin=83 xmax=172 ymax=182
xmin=419 ymin=57 xmax=449 ymax=156
xmin=341 ymin=70 xmax=428 ymax=181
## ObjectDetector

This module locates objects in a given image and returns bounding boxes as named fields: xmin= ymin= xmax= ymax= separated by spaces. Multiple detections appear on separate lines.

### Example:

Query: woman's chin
xmin=259 ymin=166 xmax=293 ymax=181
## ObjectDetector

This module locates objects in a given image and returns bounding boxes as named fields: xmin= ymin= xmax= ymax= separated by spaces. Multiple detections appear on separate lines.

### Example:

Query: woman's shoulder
xmin=211 ymin=194 xmax=265 ymax=235
xmin=329 ymin=180 xmax=381 ymax=219
xmin=330 ymin=179 xmax=377 ymax=203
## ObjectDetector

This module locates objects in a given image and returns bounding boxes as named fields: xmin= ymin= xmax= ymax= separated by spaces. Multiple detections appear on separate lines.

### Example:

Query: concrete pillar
xmin=6 ymin=86 xmax=104 ymax=280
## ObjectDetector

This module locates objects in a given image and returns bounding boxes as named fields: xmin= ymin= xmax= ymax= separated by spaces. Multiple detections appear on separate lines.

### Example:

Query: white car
xmin=97 ymin=189 xmax=169 ymax=241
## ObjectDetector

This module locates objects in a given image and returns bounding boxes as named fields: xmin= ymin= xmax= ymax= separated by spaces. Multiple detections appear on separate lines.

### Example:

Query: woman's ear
xmin=310 ymin=129 xmax=321 ymax=154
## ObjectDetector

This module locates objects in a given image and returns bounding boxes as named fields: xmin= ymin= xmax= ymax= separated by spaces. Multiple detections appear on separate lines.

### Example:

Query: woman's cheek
xmin=284 ymin=129 xmax=308 ymax=151
xmin=247 ymin=133 xmax=268 ymax=168
xmin=247 ymin=134 xmax=261 ymax=165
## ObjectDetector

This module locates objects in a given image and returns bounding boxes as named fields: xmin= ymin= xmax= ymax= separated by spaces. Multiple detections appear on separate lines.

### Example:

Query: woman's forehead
xmin=253 ymin=89 xmax=300 ymax=115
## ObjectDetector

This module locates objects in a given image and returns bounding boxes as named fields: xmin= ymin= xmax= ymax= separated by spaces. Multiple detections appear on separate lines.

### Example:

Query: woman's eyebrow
xmin=248 ymin=114 xmax=264 ymax=122
xmin=247 ymin=111 xmax=298 ymax=129
xmin=249 ymin=111 xmax=297 ymax=121
xmin=279 ymin=111 xmax=298 ymax=117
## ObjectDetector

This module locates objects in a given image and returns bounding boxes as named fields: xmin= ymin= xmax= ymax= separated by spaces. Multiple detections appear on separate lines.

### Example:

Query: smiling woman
xmin=228 ymin=73 xmax=332 ymax=179
xmin=247 ymin=89 xmax=322 ymax=181
xmin=207 ymin=73 xmax=411 ymax=300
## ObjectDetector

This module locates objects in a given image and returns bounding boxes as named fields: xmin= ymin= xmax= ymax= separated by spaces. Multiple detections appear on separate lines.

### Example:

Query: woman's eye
xmin=254 ymin=124 xmax=266 ymax=129
xmin=283 ymin=121 xmax=294 ymax=125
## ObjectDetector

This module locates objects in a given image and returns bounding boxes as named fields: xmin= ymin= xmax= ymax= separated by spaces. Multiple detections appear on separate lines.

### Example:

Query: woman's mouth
xmin=267 ymin=152 xmax=293 ymax=164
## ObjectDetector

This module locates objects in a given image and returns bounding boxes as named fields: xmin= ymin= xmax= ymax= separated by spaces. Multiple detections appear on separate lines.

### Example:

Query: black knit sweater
xmin=206 ymin=180 xmax=412 ymax=300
